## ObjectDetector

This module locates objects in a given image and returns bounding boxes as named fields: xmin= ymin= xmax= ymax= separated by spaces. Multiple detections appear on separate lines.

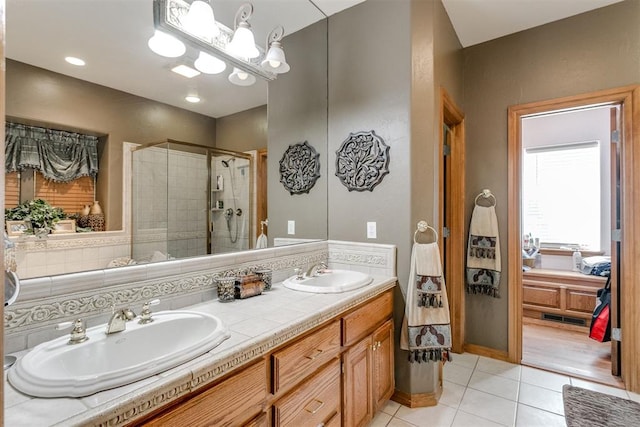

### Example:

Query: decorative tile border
xmin=14 ymin=233 xmax=130 ymax=252
xmin=5 ymin=248 xmax=328 ymax=337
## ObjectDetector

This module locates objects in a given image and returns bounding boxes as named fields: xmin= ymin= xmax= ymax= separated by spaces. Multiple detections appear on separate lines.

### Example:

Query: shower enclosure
xmin=131 ymin=140 xmax=252 ymax=261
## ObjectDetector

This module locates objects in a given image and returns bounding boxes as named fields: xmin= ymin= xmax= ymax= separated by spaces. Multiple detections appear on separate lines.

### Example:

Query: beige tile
xmin=451 ymin=410 xmax=504 ymax=427
xmin=381 ymin=399 xmax=402 ymax=416
xmin=443 ymin=362 xmax=474 ymax=386
xmin=516 ymin=403 xmax=565 ymax=427
xmin=628 ymin=391 xmax=640 ymax=403
xmin=520 ymin=366 xmax=570 ymax=392
xmin=458 ymin=388 xmax=517 ymax=426
xmin=570 ymin=378 xmax=629 ymax=399
xmin=449 ymin=352 xmax=479 ymax=369
xmin=371 ymin=411 xmax=393 ymax=427
xmin=468 ymin=370 xmax=520 ymax=401
xmin=387 ymin=418 xmax=418 ymax=427
xmin=476 ymin=356 xmax=521 ymax=381
xmin=518 ymin=383 xmax=564 ymax=415
xmin=4 ymin=396 xmax=89 ymax=427
xmin=439 ymin=380 xmax=466 ymax=408
xmin=395 ymin=404 xmax=457 ymax=427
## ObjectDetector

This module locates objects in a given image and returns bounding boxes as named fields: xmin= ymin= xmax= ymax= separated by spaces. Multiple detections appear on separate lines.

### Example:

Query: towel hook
xmin=414 ymin=220 xmax=438 ymax=244
xmin=474 ymin=189 xmax=497 ymax=207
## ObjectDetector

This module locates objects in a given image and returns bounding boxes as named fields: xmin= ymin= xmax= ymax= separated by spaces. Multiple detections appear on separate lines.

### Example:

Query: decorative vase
xmin=89 ymin=201 xmax=102 ymax=215
xmin=80 ymin=204 xmax=91 ymax=216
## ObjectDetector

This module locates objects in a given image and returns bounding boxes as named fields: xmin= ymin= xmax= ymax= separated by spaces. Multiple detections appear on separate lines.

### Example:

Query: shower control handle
xmin=235 ymin=208 xmax=242 ymax=217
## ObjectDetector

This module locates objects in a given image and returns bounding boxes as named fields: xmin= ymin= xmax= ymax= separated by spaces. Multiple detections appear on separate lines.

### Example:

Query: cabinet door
xmin=372 ymin=319 xmax=394 ymax=411
xmin=342 ymin=336 xmax=373 ymax=427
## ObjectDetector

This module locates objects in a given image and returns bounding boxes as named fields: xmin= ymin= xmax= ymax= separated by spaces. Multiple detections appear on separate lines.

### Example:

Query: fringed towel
xmin=401 ymin=242 xmax=452 ymax=363
xmin=466 ymin=204 xmax=501 ymax=297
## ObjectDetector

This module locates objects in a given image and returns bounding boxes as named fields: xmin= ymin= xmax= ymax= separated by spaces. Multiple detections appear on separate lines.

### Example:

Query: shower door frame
xmin=131 ymin=139 xmax=253 ymax=257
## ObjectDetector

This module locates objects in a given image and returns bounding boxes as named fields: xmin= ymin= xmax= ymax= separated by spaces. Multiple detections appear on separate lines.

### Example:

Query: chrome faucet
xmin=106 ymin=307 xmax=137 ymax=334
xmin=306 ymin=262 xmax=328 ymax=278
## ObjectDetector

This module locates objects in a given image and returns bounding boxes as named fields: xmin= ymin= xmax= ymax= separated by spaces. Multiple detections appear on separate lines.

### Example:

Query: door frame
xmin=507 ymin=85 xmax=640 ymax=392
xmin=439 ymin=88 xmax=466 ymax=354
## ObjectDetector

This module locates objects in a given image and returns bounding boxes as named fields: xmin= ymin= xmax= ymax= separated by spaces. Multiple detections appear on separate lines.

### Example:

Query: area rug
xmin=563 ymin=384 xmax=640 ymax=427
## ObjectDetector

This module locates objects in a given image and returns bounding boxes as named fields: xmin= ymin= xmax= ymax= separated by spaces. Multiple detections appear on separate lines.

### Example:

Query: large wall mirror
xmin=5 ymin=0 xmax=329 ymax=280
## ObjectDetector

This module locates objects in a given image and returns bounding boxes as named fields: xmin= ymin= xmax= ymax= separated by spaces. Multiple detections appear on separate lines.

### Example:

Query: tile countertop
xmin=4 ymin=275 xmax=397 ymax=427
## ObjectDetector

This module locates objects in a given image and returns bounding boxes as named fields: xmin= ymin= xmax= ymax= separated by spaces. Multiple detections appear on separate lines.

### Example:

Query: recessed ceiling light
xmin=171 ymin=64 xmax=200 ymax=78
xmin=65 ymin=56 xmax=86 ymax=66
xmin=185 ymin=95 xmax=201 ymax=103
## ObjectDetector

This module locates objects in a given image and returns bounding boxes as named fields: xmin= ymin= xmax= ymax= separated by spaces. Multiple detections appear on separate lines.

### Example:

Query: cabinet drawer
xmin=342 ymin=290 xmax=393 ymax=347
xmin=143 ymin=360 xmax=266 ymax=426
xmin=567 ymin=289 xmax=596 ymax=313
xmin=523 ymin=285 xmax=560 ymax=309
xmin=273 ymin=358 xmax=341 ymax=427
xmin=272 ymin=320 xmax=341 ymax=393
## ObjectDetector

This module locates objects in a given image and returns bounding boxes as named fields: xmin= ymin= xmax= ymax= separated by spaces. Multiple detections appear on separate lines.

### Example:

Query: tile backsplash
xmin=5 ymin=240 xmax=396 ymax=353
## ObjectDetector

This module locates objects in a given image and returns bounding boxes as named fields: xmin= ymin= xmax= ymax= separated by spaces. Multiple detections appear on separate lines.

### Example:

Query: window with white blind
xmin=522 ymin=141 xmax=600 ymax=250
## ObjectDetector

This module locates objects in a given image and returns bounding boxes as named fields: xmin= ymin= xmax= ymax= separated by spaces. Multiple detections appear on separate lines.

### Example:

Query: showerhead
xmin=221 ymin=158 xmax=235 ymax=168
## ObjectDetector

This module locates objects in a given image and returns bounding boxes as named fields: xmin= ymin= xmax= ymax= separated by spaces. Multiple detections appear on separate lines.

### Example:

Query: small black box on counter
xmin=234 ymin=274 xmax=264 ymax=299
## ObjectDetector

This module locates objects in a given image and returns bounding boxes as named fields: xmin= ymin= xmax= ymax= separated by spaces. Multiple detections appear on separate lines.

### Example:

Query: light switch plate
xmin=367 ymin=222 xmax=377 ymax=239
xmin=287 ymin=220 xmax=295 ymax=235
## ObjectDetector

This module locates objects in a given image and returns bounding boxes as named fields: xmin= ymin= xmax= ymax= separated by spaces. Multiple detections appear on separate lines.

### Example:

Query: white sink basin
xmin=8 ymin=310 xmax=230 ymax=398
xmin=283 ymin=269 xmax=373 ymax=293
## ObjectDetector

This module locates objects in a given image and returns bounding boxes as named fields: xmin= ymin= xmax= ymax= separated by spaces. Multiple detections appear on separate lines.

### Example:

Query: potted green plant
xmin=5 ymin=199 xmax=67 ymax=237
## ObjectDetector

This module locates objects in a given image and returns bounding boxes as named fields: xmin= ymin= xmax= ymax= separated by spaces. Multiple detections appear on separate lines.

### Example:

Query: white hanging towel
xmin=401 ymin=242 xmax=452 ymax=363
xmin=466 ymin=204 xmax=501 ymax=297
xmin=256 ymin=233 xmax=268 ymax=249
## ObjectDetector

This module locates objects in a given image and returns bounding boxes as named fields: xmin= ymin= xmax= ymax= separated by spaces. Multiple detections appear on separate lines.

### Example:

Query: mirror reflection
xmin=4 ymin=0 xmax=329 ymax=279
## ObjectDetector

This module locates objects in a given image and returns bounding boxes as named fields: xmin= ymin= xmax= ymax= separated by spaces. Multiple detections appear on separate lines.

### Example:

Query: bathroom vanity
xmin=140 ymin=288 xmax=394 ymax=426
xmin=4 ymin=273 xmax=396 ymax=427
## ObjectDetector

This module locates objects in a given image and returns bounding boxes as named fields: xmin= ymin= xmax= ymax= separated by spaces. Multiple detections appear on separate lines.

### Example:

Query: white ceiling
xmin=6 ymin=0 xmax=624 ymax=119
xmin=442 ymin=0 xmax=624 ymax=47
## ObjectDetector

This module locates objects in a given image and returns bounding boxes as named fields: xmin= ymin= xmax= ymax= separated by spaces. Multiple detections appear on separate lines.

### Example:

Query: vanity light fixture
xmin=194 ymin=51 xmax=226 ymax=74
xmin=181 ymin=0 xmax=219 ymax=41
xmin=148 ymin=29 xmax=186 ymax=58
xmin=171 ymin=64 xmax=201 ymax=78
xmin=151 ymin=0 xmax=290 ymax=85
xmin=65 ymin=56 xmax=86 ymax=66
xmin=227 ymin=3 xmax=259 ymax=59
xmin=261 ymin=26 xmax=290 ymax=74
xmin=228 ymin=67 xmax=256 ymax=86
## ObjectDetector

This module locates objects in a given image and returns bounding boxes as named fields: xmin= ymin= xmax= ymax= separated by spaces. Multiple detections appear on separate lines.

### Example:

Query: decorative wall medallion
xmin=279 ymin=141 xmax=321 ymax=195
xmin=335 ymin=131 xmax=390 ymax=191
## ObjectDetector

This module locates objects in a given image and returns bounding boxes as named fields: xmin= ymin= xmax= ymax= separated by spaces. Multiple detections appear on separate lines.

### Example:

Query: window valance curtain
xmin=5 ymin=122 xmax=99 ymax=182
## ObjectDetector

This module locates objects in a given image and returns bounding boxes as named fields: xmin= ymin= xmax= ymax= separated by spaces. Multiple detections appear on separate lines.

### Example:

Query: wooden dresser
xmin=522 ymin=269 xmax=607 ymax=331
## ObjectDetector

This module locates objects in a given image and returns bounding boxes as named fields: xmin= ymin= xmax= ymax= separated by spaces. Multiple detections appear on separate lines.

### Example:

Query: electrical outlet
xmin=287 ymin=220 xmax=295 ymax=235
xmin=367 ymin=222 xmax=377 ymax=239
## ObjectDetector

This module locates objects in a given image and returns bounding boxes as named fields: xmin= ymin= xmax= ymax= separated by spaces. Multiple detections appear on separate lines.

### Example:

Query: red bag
xmin=589 ymin=277 xmax=611 ymax=342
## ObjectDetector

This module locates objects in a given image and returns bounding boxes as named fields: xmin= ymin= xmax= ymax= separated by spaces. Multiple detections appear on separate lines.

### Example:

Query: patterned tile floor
xmin=371 ymin=353 xmax=640 ymax=426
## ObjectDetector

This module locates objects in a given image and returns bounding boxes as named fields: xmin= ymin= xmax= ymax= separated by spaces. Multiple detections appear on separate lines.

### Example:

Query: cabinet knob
xmin=304 ymin=398 xmax=325 ymax=414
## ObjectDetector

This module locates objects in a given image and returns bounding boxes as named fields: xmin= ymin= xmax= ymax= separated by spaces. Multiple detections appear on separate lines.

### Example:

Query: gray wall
xmin=6 ymin=60 xmax=217 ymax=230
xmin=327 ymin=0 xmax=463 ymax=394
xmin=267 ymin=20 xmax=328 ymax=243
xmin=216 ymin=105 xmax=267 ymax=153
xmin=463 ymin=0 xmax=640 ymax=351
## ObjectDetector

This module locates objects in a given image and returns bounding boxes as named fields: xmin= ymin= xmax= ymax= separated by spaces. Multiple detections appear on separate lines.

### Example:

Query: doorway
xmin=518 ymin=105 xmax=620 ymax=387
xmin=507 ymin=85 xmax=640 ymax=393
xmin=439 ymin=88 xmax=466 ymax=354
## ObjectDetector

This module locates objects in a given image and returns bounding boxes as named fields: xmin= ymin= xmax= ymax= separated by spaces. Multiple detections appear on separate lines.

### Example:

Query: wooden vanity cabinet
xmin=140 ymin=359 xmax=267 ymax=427
xmin=342 ymin=291 xmax=395 ymax=427
xmin=138 ymin=288 xmax=394 ymax=427
xmin=272 ymin=358 xmax=342 ymax=426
